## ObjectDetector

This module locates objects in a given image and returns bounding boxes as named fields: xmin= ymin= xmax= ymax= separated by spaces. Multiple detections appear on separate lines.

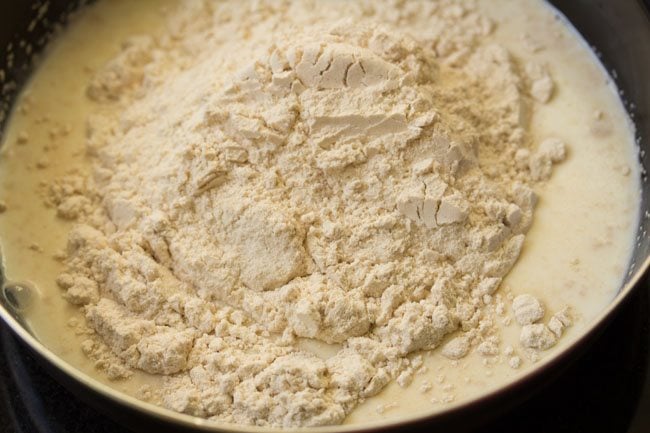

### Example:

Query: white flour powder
xmin=49 ymin=0 xmax=571 ymax=427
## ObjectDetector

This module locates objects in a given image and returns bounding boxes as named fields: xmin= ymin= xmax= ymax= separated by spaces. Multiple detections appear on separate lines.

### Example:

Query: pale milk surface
xmin=0 ymin=0 xmax=640 ymax=425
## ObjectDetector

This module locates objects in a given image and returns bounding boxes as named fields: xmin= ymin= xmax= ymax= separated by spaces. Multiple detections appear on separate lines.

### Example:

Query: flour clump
xmin=53 ymin=0 xmax=568 ymax=427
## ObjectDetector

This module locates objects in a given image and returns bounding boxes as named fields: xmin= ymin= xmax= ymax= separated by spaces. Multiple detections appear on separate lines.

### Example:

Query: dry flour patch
xmin=50 ymin=0 xmax=570 ymax=427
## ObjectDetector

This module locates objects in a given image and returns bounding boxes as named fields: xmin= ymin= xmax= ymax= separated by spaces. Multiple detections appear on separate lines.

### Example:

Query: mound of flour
xmin=51 ymin=0 xmax=566 ymax=427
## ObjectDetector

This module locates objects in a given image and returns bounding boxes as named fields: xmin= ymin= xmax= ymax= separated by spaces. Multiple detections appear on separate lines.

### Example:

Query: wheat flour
xmin=49 ymin=0 xmax=572 ymax=427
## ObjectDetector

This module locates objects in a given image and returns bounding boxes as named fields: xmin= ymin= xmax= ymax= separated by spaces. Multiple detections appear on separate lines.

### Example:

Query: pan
xmin=0 ymin=1 xmax=649 ymax=432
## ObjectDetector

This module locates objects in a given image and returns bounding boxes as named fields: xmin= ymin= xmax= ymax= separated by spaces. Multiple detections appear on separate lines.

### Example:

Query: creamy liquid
xmin=0 ymin=0 xmax=640 ymax=426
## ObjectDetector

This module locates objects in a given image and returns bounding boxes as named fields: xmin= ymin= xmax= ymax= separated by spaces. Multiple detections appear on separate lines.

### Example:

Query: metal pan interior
xmin=0 ymin=0 xmax=648 ymax=431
